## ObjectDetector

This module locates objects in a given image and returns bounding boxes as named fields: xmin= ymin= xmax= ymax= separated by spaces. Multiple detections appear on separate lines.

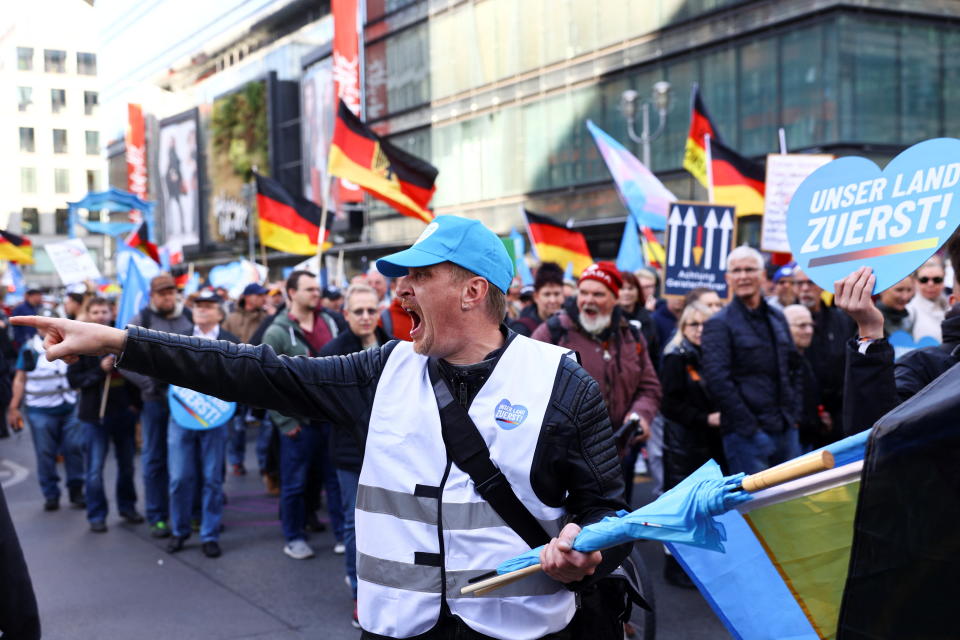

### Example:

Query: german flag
xmin=255 ymin=173 xmax=331 ymax=255
xmin=0 ymin=230 xmax=34 ymax=264
xmin=524 ymin=210 xmax=593 ymax=277
xmin=126 ymin=220 xmax=159 ymax=262
xmin=640 ymin=226 xmax=666 ymax=269
xmin=709 ymin=137 xmax=765 ymax=217
xmin=683 ymin=84 xmax=723 ymax=188
xmin=328 ymin=100 xmax=437 ymax=224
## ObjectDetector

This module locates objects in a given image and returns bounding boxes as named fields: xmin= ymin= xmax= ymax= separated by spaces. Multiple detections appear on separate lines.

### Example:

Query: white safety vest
xmin=23 ymin=336 xmax=76 ymax=408
xmin=356 ymin=336 xmax=577 ymax=640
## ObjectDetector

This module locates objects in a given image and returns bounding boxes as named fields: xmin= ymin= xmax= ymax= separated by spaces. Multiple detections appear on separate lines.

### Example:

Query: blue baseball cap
xmin=376 ymin=215 xmax=514 ymax=293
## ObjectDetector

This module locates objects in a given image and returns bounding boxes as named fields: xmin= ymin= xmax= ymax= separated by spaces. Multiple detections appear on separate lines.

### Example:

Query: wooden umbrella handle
xmin=740 ymin=450 xmax=834 ymax=492
xmin=460 ymin=564 xmax=542 ymax=596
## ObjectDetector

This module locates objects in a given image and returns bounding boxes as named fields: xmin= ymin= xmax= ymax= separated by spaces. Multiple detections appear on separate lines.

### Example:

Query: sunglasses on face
xmin=351 ymin=308 xmax=378 ymax=316
xmin=686 ymin=322 xmax=704 ymax=329
xmin=917 ymin=276 xmax=944 ymax=284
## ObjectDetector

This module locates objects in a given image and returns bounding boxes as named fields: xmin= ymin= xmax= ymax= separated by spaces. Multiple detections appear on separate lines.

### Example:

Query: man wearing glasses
xmin=701 ymin=246 xmax=801 ymax=474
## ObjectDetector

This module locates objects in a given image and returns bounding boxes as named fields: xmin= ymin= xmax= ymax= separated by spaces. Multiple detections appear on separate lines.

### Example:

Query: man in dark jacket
xmin=702 ymin=246 xmax=801 ymax=474
xmin=120 ymin=273 xmax=193 ymax=538
xmin=531 ymin=262 xmax=661 ymax=505
xmin=319 ymin=283 xmax=391 ymax=629
xmin=10 ymin=288 xmax=42 ymax=347
xmin=18 ymin=215 xmax=631 ymax=640
xmin=263 ymin=270 xmax=344 ymax=560
xmin=0 ymin=483 xmax=40 ymax=640
xmin=67 ymin=297 xmax=143 ymax=532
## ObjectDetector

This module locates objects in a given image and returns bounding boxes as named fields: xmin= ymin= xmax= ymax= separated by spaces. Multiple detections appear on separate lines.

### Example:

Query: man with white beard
xmin=532 ymin=262 xmax=661 ymax=477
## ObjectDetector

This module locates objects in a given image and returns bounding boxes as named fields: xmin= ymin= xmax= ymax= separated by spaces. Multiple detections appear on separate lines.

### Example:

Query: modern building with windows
xmin=361 ymin=0 xmax=960 ymax=260
xmin=96 ymin=0 xmax=960 ymax=274
xmin=0 ymin=0 xmax=107 ymax=286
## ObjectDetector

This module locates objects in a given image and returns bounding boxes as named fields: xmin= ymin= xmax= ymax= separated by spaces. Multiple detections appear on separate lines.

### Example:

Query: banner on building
xmin=126 ymin=104 xmax=148 ymax=224
xmin=44 ymin=238 xmax=102 ymax=285
xmin=786 ymin=137 xmax=960 ymax=294
xmin=662 ymin=202 xmax=735 ymax=299
xmin=158 ymin=108 xmax=202 ymax=250
xmin=332 ymin=0 xmax=364 ymax=204
xmin=761 ymin=153 xmax=834 ymax=254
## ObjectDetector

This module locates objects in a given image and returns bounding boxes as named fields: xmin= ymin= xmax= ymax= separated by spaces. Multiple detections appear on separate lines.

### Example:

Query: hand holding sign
xmin=787 ymin=138 xmax=960 ymax=294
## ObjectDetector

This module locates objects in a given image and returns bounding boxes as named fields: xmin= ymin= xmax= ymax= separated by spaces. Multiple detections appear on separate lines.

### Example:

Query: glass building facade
xmin=359 ymin=0 xmax=960 ymax=250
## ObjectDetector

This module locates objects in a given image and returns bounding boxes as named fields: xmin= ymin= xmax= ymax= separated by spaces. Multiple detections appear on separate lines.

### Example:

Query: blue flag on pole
xmin=115 ymin=257 xmax=149 ymax=329
xmin=616 ymin=216 xmax=646 ymax=273
xmin=586 ymin=120 xmax=676 ymax=230
xmin=509 ymin=229 xmax=534 ymax=286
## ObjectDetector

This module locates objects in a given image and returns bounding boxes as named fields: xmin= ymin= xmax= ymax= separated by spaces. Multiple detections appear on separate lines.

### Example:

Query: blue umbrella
xmin=497 ymin=460 xmax=750 ymax=575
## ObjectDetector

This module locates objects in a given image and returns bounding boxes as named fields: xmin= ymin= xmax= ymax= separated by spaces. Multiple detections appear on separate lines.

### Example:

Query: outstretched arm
xmin=10 ymin=316 xmax=392 ymax=430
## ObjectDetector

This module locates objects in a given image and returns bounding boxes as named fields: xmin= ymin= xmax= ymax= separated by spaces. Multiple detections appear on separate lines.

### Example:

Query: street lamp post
xmin=620 ymin=81 xmax=672 ymax=168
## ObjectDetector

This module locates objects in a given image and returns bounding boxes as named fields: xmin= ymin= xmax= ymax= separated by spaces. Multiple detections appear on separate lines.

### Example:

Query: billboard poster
xmin=207 ymin=80 xmax=269 ymax=249
xmin=158 ymin=109 xmax=202 ymax=249
xmin=302 ymin=55 xmax=336 ymax=209
xmin=663 ymin=202 xmax=736 ymax=299
xmin=332 ymin=0 xmax=364 ymax=204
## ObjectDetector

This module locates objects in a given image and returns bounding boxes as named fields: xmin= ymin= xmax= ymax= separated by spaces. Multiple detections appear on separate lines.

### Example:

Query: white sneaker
xmin=333 ymin=542 xmax=346 ymax=555
xmin=284 ymin=539 xmax=315 ymax=560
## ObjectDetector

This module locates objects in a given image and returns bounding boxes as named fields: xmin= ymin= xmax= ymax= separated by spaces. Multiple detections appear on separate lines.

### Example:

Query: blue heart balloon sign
xmin=786 ymin=138 xmax=960 ymax=293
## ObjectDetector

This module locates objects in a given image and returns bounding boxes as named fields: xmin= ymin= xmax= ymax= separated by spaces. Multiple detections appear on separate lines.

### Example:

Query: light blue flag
xmin=563 ymin=262 xmax=574 ymax=282
xmin=182 ymin=272 xmax=201 ymax=297
xmin=510 ymin=229 xmax=534 ymax=286
xmin=115 ymin=257 xmax=149 ymax=329
xmin=616 ymin=216 xmax=646 ymax=273
xmin=586 ymin=120 xmax=676 ymax=231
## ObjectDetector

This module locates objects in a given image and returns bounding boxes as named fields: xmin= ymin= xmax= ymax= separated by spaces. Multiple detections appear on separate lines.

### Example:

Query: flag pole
xmin=778 ymin=127 xmax=788 ymax=155
xmin=316 ymin=176 xmax=332 ymax=274
xmin=705 ymin=133 xmax=715 ymax=203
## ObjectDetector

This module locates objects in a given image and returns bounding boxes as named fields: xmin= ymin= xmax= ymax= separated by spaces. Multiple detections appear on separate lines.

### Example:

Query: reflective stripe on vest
xmin=356 ymin=337 xmax=576 ymax=640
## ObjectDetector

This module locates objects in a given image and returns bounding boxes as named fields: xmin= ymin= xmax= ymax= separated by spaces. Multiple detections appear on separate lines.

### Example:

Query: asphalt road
xmin=1 ymin=427 xmax=730 ymax=639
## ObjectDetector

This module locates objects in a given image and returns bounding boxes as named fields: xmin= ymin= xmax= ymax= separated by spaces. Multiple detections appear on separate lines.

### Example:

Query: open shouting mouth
xmin=404 ymin=305 xmax=423 ymax=340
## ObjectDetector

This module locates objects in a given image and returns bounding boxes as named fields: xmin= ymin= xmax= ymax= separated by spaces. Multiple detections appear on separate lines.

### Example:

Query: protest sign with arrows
xmin=663 ymin=202 xmax=736 ymax=298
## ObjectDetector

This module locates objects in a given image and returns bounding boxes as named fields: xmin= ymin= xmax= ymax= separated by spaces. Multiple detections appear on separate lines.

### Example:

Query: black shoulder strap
xmin=380 ymin=308 xmax=394 ymax=339
xmin=426 ymin=358 xmax=551 ymax=549
xmin=139 ymin=307 xmax=153 ymax=330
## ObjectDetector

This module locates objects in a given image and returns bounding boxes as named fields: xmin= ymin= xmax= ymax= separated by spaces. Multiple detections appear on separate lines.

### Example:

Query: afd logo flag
xmin=787 ymin=138 xmax=960 ymax=293
xmin=663 ymin=203 xmax=735 ymax=299
xmin=115 ymin=256 xmax=149 ymax=329
xmin=586 ymin=120 xmax=675 ymax=230
xmin=168 ymin=385 xmax=236 ymax=431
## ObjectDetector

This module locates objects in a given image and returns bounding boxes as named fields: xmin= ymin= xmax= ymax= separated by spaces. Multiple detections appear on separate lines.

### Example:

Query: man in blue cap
xmin=13 ymin=215 xmax=631 ymax=640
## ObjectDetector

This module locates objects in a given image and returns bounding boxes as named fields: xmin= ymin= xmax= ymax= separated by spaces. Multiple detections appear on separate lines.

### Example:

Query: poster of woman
xmin=158 ymin=109 xmax=201 ymax=249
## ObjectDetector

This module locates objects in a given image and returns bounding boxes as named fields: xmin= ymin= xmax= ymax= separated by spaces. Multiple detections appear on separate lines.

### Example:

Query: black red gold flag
xmin=328 ymin=100 xmax=437 ymax=224
xmin=255 ymin=173 xmax=331 ymax=255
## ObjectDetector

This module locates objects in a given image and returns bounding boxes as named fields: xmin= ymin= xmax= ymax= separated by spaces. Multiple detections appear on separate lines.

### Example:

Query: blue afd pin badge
xmin=494 ymin=399 xmax=528 ymax=430
xmin=786 ymin=138 xmax=960 ymax=293
xmin=168 ymin=385 xmax=236 ymax=430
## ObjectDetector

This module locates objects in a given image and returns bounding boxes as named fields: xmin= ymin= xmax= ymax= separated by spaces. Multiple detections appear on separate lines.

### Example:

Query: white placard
xmin=761 ymin=153 xmax=835 ymax=253
xmin=44 ymin=239 xmax=102 ymax=285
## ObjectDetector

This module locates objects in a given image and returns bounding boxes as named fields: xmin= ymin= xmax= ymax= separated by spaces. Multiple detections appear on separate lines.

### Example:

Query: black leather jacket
xmin=117 ymin=325 xmax=631 ymax=585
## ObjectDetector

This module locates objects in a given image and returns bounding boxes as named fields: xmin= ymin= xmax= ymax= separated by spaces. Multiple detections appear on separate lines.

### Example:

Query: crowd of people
xmin=2 ymin=224 xmax=957 ymax=635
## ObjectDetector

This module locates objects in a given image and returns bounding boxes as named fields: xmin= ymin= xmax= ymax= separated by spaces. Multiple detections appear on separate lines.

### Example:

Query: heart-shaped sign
xmin=787 ymin=138 xmax=960 ymax=293
xmin=493 ymin=398 xmax=528 ymax=430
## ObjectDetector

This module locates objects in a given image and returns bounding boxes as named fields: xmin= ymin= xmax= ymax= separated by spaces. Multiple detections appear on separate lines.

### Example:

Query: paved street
xmin=2 ymin=427 xmax=729 ymax=639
